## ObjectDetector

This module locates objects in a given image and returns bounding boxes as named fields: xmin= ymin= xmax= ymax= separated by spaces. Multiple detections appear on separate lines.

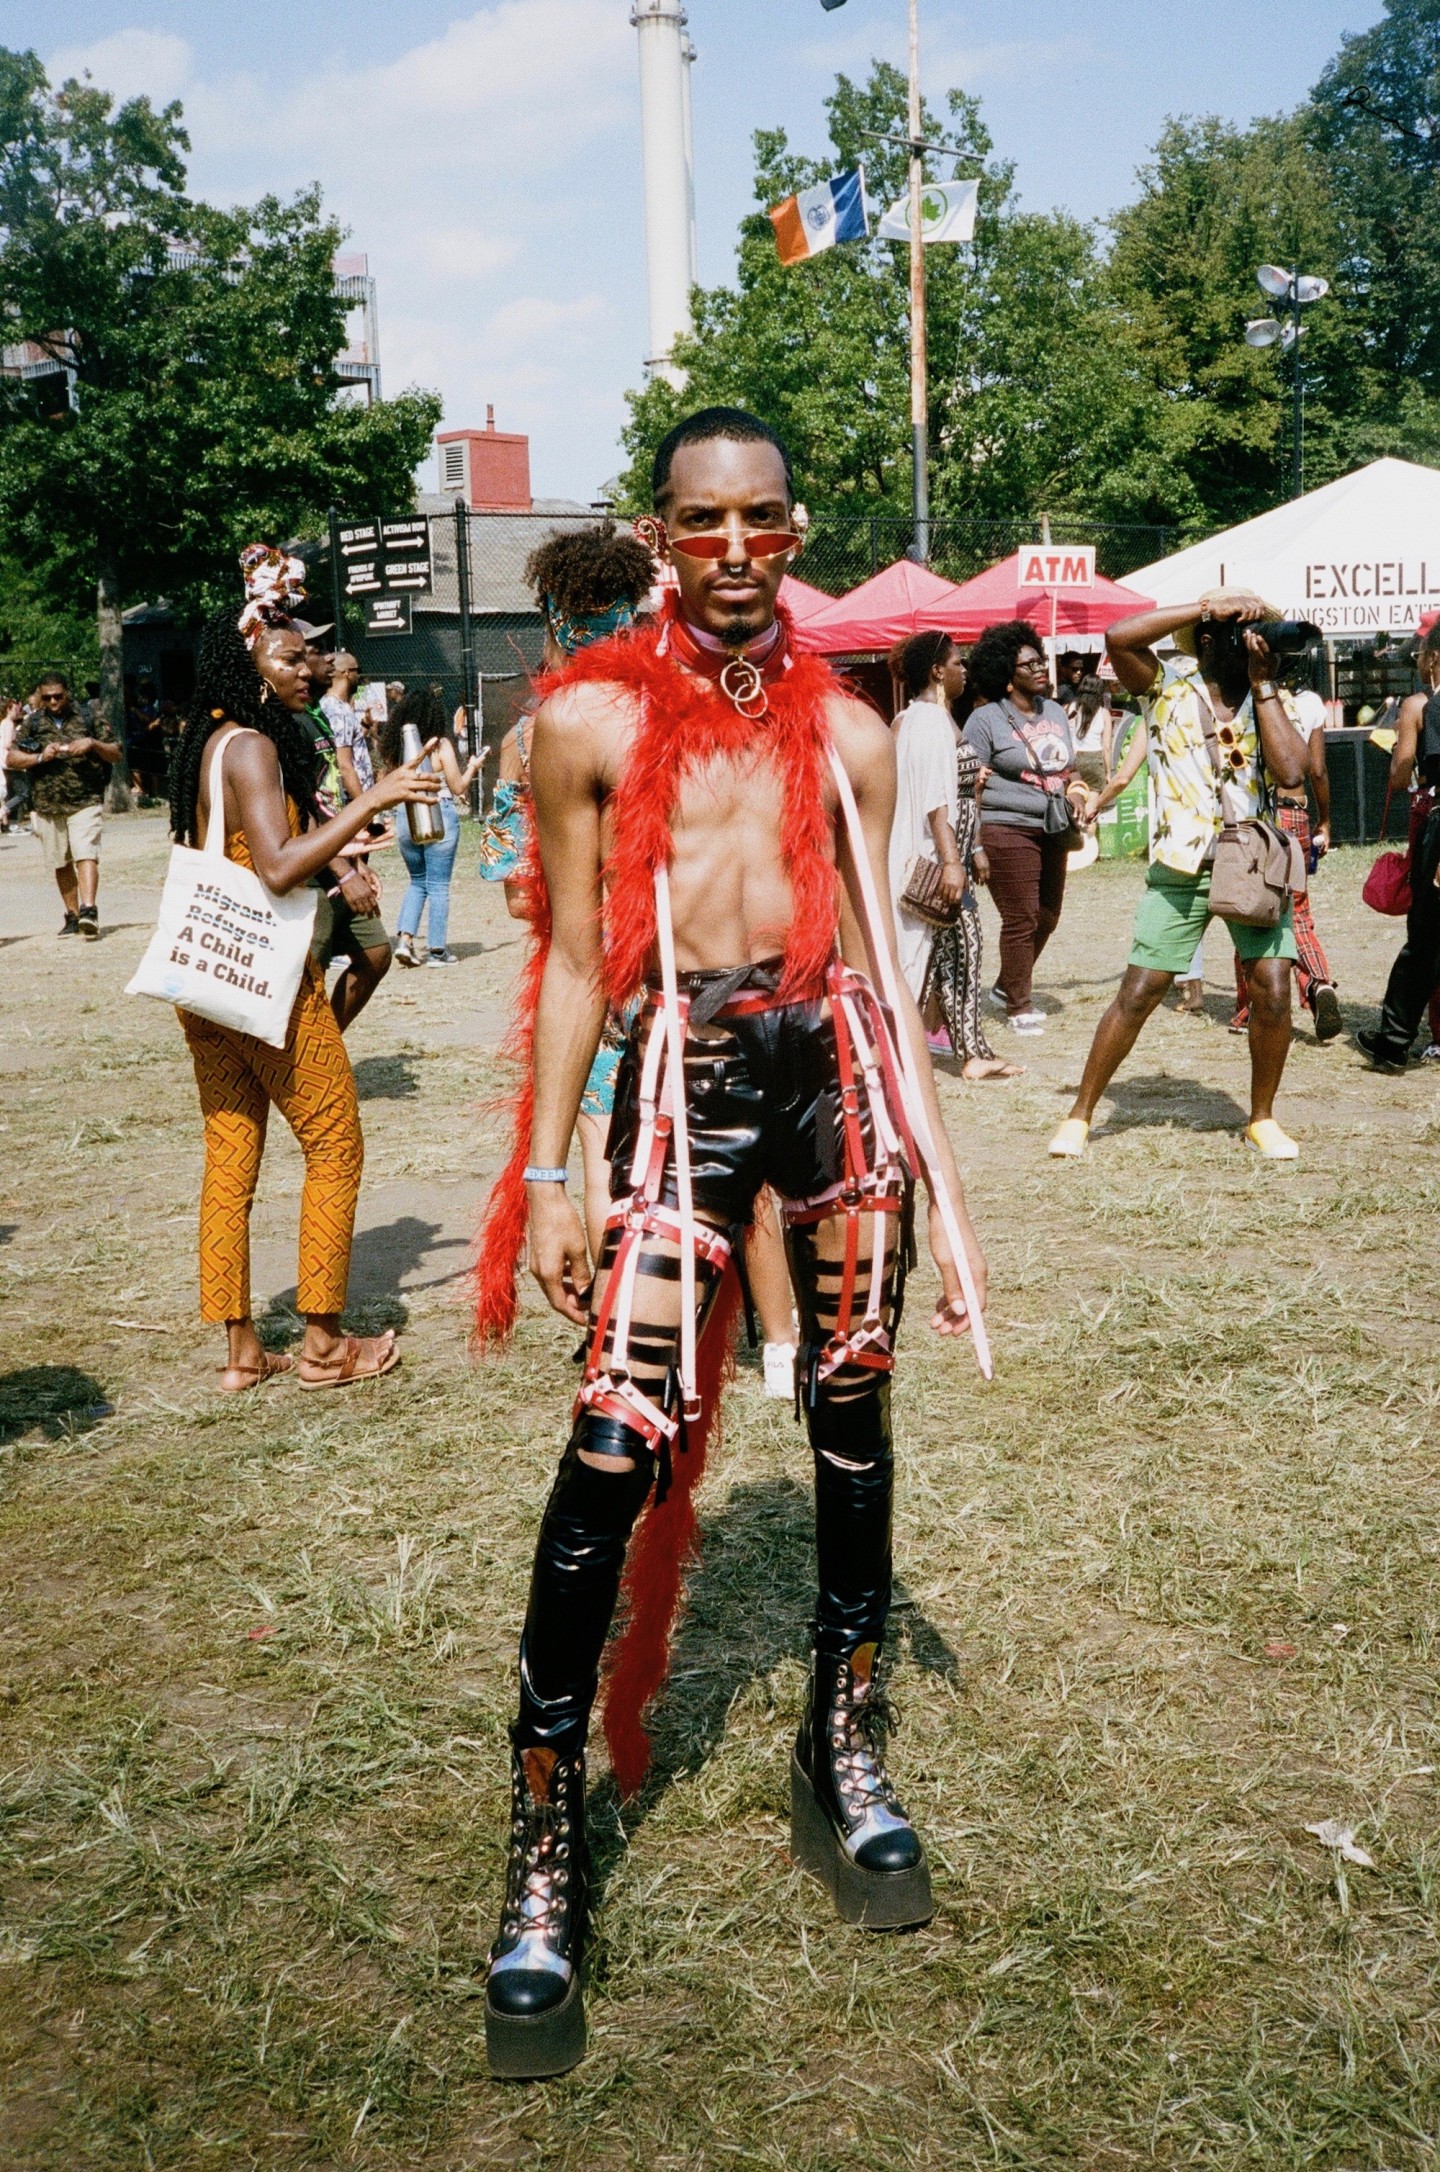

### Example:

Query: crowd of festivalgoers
xmin=8 ymin=522 xmax=1440 ymax=1395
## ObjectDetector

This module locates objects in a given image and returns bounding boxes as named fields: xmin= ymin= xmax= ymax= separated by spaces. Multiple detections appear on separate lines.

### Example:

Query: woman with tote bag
xmin=161 ymin=552 xmax=442 ymax=1392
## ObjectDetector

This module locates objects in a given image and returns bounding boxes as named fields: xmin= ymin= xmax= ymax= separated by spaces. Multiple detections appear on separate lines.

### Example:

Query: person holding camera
xmin=1051 ymin=591 xmax=1310 ymax=1161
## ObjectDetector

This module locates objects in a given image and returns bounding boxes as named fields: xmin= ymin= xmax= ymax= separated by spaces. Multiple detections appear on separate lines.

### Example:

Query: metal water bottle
xmin=400 ymin=721 xmax=444 ymax=845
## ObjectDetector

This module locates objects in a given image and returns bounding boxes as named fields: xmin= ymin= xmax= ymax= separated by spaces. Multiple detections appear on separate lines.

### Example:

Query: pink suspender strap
xmin=827 ymin=747 xmax=993 ymax=1380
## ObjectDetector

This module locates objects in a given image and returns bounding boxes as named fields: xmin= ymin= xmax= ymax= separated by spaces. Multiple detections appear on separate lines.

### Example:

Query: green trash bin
xmin=1096 ymin=717 xmax=1150 ymax=859
xmin=1097 ymin=775 xmax=1149 ymax=859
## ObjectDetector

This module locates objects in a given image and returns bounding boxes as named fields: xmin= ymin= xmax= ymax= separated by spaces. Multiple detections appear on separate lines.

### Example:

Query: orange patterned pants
xmin=181 ymin=965 xmax=363 ymax=1322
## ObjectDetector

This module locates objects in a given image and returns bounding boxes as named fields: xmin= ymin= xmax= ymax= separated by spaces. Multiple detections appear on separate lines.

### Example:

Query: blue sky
xmin=18 ymin=0 xmax=1383 ymax=499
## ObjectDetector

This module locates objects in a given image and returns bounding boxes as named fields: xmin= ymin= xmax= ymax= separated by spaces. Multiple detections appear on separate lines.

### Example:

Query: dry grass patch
xmin=1 ymin=824 xmax=1438 ymax=2167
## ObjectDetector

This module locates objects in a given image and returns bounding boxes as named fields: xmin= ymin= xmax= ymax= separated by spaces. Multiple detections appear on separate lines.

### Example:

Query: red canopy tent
xmin=778 ymin=573 xmax=836 ymax=627
xmin=942 ymin=552 xmax=1154 ymax=644
xmin=793 ymin=559 xmax=976 ymax=654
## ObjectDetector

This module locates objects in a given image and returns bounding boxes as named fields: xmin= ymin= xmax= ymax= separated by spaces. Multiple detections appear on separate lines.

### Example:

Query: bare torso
xmin=562 ymin=676 xmax=866 ymax=973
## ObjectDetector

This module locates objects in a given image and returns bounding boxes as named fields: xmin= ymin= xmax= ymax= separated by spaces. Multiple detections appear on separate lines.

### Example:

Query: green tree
xmin=619 ymin=62 xmax=1176 ymax=551
xmin=0 ymin=49 xmax=440 ymax=734
xmin=1103 ymin=112 xmax=1347 ymax=532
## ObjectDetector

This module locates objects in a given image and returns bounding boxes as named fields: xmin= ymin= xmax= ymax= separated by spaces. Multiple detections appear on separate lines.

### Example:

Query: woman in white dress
xmin=887 ymin=632 xmax=968 ymax=1002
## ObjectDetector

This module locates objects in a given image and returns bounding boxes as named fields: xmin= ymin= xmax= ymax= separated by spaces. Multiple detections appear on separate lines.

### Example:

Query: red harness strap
xmin=577 ymin=993 xmax=734 ymax=1451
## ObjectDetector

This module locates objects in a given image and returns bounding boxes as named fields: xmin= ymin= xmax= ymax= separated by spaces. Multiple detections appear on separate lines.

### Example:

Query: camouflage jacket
xmin=13 ymin=706 xmax=119 ymax=818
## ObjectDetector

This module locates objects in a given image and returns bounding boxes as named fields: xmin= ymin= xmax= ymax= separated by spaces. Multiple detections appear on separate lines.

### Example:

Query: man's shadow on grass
xmin=1095 ymin=1070 xmax=1247 ymax=1137
xmin=258 ymin=1213 xmax=469 ymax=1346
xmin=351 ymin=1053 xmax=420 ymax=1102
xmin=0 ymin=1365 xmax=112 ymax=1446
xmin=586 ymin=1474 xmax=958 ymax=1892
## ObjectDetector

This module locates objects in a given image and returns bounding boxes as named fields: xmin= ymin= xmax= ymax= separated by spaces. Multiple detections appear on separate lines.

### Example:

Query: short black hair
xmin=37 ymin=671 xmax=69 ymax=690
xmin=524 ymin=521 xmax=656 ymax=620
xmin=652 ymin=406 xmax=794 ymax=508
xmin=967 ymin=621 xmax=1046 ymax=704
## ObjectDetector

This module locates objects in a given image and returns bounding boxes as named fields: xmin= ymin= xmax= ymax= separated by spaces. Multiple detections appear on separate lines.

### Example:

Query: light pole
xmin=1245 ymin=264 xmax=1329 ymax=499
xmin=822 ymin=0 xmax=929 ymax=561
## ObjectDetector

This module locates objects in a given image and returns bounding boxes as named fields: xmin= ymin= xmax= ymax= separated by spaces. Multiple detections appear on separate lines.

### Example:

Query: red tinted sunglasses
xmin=668 ymin=529 xmax=801 ymax=561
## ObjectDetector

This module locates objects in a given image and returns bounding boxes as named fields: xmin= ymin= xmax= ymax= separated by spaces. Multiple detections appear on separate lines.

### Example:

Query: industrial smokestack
xmin=631 ymin=0 xmax=697 ymax=386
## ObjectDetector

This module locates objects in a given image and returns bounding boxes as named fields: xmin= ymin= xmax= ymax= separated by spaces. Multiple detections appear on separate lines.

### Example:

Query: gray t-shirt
xmin=963 ymin=698 xmax=1076 ymax=831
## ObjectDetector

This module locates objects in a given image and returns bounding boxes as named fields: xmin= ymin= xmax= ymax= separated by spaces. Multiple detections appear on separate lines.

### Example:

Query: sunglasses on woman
xmin=667 ymin=529 xmax=802 ymax=561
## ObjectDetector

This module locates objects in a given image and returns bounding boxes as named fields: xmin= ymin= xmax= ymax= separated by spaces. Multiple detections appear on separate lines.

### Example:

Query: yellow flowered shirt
xmin=1143 ymin=659 xmax=1298 ymax=876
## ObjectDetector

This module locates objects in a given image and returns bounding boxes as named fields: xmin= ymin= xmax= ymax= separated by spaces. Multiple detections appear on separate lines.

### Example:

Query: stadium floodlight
xmin=1246 ymin=263 xmax=1328 ymax=496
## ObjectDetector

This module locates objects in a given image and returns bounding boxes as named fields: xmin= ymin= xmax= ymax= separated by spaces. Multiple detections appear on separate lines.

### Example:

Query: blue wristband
xmin=523 ymin=1165 xmax=569 ymax=1184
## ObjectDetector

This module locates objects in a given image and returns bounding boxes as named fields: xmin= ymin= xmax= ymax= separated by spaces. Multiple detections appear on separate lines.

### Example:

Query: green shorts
xmin=311 ymin=886 xmax=390 ymax=965
xmin=1129 ymin=863 xmax=1298 ymax=975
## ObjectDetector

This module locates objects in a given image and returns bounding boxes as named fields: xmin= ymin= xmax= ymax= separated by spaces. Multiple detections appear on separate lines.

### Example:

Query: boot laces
xmin=833 ymin=1679 xmax=902 ymax=1820
xmin=505 ymin=1791 xmax=572 ymax=1945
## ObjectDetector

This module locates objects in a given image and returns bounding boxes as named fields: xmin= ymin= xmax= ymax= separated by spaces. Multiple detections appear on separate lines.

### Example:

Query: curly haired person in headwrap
xmin=169 ymin=547 xmax=443 ymax=1392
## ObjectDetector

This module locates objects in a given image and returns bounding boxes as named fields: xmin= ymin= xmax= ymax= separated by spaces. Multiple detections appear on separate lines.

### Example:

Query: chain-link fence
xmin=324 ymin=502 xmax=1176 ymax=799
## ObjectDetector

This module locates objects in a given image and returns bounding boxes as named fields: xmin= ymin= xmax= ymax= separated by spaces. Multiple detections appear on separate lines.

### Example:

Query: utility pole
xmin=1290 ymin=267 xmax=1303 ymax=500
xmin=907 ymin=0 xmax=929 ymax=562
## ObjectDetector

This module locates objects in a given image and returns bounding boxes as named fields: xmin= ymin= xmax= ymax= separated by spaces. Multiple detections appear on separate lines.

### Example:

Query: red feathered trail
xmin=600 ymin=1260 xmax=744 ymax=1798
xmin=473 ymin=896 xmax=550 ymax=1351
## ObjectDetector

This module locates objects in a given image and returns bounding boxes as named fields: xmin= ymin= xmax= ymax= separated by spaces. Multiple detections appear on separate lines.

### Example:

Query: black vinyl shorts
xmin=605 ymin=963 xmax=883 ymax=1230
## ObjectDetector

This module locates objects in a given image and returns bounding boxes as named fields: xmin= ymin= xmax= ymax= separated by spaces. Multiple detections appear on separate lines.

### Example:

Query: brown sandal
xmin=218 ymin=1352 xmax=294 ymax=1395
xmin=297 ymin=1332 xmax=400 ymax=1390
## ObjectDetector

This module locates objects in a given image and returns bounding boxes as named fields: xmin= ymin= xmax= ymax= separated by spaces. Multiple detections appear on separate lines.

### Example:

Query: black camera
xmin=1251 ymin=619 xmax=1321 ymax=656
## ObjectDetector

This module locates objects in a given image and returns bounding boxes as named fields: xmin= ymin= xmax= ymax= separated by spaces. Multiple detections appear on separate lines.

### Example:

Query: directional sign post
xmin=365 ymin=594 xmax=412 ymax=638
xmin=338 ymin=520 xmax=382 ymax=598
xmin=380 ymin=518 xmax=432 ymax=593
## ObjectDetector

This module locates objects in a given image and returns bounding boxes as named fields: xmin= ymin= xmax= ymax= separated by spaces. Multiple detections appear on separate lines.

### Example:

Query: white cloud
xmin=44 ymin=4 xmax=643 ymax=496
xmin=48 ymin=28 xmax=193 ymax=105
xmin=485 ymin=294 xmax=608 ymax=349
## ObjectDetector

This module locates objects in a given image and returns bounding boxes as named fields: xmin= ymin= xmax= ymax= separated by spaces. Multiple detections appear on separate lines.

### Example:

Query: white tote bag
xmin=126 ymin=727 xmax=318 ymax=1049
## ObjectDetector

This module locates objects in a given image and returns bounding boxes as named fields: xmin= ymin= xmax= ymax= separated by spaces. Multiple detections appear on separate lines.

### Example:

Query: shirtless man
xmin=479 ymin=407 xmax=987 ymax=2080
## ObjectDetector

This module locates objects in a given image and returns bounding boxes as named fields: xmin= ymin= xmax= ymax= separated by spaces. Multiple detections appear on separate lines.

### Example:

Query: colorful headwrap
xmin=238 ymin=543 xmax=308 ymax=650
xmin=545 ymin=594 xmax=639 ymax=656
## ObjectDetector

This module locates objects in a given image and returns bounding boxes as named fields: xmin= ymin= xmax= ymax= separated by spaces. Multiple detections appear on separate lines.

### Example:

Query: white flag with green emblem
xmin=877 ymin=178 xmax=978 ymax=244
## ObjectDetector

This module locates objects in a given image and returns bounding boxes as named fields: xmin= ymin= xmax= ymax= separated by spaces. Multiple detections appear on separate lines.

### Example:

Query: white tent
xmin=1128 ymin=457 xmax=1440 ymax=640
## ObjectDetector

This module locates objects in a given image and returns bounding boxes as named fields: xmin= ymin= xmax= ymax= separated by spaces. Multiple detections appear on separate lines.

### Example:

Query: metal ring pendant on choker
xmin=660 ymin=598 xmax=793 ymax=720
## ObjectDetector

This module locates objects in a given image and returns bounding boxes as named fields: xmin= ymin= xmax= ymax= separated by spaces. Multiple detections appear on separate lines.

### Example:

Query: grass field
xmin=2 ymin=811 xmax=1439 ymax=2170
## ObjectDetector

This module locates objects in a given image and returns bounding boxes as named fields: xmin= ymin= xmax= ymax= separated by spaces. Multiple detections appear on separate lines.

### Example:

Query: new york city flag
xmin=769 ymin=169 xmax=869 ymax=266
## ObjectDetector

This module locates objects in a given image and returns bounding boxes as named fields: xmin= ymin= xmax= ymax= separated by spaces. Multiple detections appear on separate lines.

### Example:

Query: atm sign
xmin=1018 ymin=546 xmax=1096 ymax=590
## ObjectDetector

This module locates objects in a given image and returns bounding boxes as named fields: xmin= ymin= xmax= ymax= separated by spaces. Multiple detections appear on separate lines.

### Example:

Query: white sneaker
xmin=763 ymin=1342 xmax=797 ymax=1400
xmin=1009 ymin=1008 xmax=1047 ymax=1035
xmin=1422 ymin=1043 xmax=1440 ymax=1064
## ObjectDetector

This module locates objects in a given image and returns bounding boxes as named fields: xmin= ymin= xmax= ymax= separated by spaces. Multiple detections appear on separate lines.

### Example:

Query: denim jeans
xmin=396 ymin=798 xmax=461 ymax=951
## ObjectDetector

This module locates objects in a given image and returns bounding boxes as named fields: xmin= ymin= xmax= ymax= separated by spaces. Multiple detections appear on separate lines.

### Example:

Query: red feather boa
xmin=472 ymin=608 xmax=845 ymax=1789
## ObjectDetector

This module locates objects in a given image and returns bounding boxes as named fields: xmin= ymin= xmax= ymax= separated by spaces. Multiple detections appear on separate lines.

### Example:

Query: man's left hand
xmin=1313 ymin=824 xmax=1330 ymax=857
xmin=65 ymin=736 xmax=93 ymax=756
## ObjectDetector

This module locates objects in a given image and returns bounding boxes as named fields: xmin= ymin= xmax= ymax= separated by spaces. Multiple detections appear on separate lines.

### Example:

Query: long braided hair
xmin=169 ymin=611 xmax=323 ymax=846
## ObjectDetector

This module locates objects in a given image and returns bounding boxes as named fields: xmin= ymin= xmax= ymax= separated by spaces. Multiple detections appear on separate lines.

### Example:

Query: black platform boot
xmin=790 ymin=1642 xmax=933 ymax=1929
xmin=485 ymin=1740 xmax=588 ymax=2079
